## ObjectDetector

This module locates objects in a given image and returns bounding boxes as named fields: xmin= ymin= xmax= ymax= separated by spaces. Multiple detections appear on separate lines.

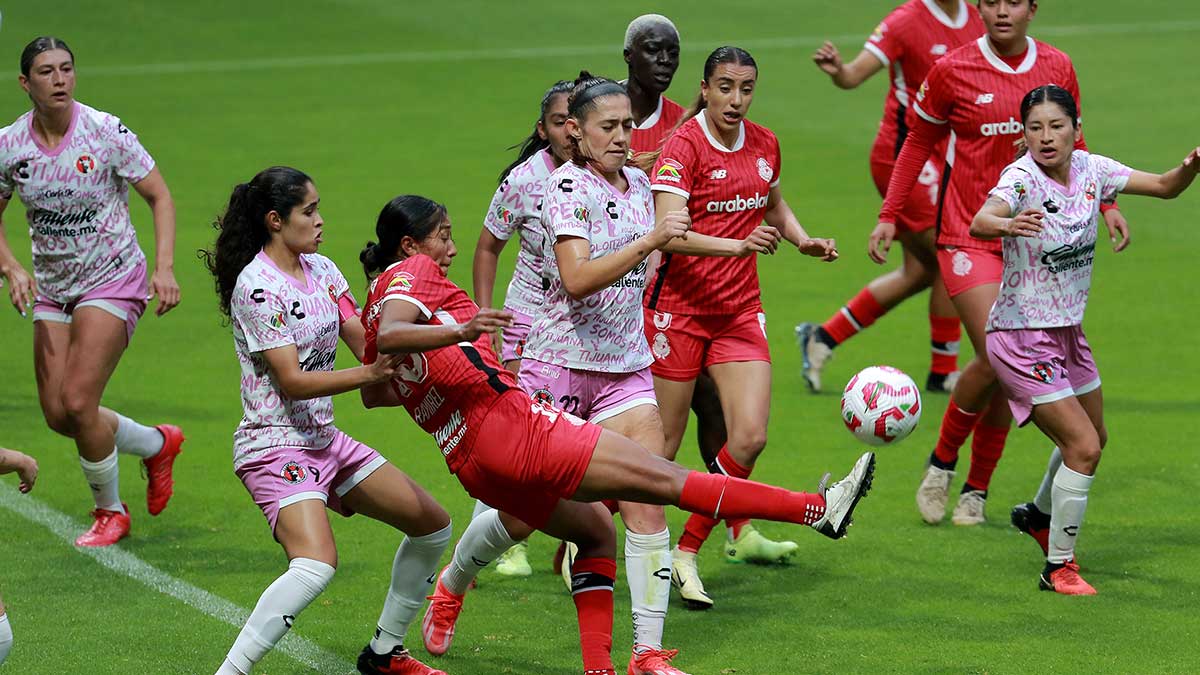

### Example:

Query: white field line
xmin=80 ymin=20 xmax=1200 ymax=77
xmin=0 ymin=483 xmax=355 ymax=674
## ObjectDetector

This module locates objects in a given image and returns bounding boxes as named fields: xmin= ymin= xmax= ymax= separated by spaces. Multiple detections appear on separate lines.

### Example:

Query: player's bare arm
xmin=375 ymin=298 xmax=511 ymax=355
xmin=764 ymin=186 xmax=838 ymax=261
xmin=0 ymin=448 xmax=38 ymax=493
xmin=132 ymin=168 xmax=180 ymax=316
xmin=813 ymin=41 xmax=885 ymax=89
xmin=0 ymin=197 xmax=35 ymax=316
xmin=260 ymin=343 xmax=399 ymax=401
xmin=970 ymin=200 xmax=1044 ymax=239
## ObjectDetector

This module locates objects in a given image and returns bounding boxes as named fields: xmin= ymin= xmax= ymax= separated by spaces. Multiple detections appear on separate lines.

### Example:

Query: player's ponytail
xmin=565 ymin=70 xmax=628 ymax=168
xmin=361 ymin=195 xmax=448 ymax=280
xmin=201 ymin=166 xmax=313 ymax=318
xmin=498 ymin=79 xmax=574 ymax=184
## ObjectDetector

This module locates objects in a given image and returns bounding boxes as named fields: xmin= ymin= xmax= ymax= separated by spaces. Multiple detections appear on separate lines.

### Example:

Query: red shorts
xmin=937 ymin=246 xmax=1004 ymax=298
xmin=455 ymin=389 xmax=603 ymax=529
xmin=643 ymin=305 xmax=770 ymax=382
xmin=869 ymin=136 xmax=940 ymax=235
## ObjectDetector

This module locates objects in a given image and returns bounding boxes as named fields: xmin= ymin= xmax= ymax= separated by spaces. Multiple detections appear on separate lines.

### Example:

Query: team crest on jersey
xmin=756 ymin=157 xmax=773 ymax=183
xmin=531 ymin=387 xmax=554 ymax=406
xmin=387 ymin=272 xmax=414 ymax=291
xmin=515 ymin=338 xmax=526 ymax=358
xmin=75 ymin=154 xmax=96 ymax=174
xmin=327 ymin=284 xmax=339 ymax=304
xmin=951 ymin=250 xmax=973 ymax=277
xmin=917 ymin=81 xmax=929 ymax=103
xmin=572 ymin=206 xmax=590 ymax=221
xmin=652 ymin=311 xmax=672 ymax=331
xmin=1085 ymin=181 xmax=1097 ymax=201
xmin=1013 ymin=181 xmax=1027 ymax=199
xmin=1031 ymin=362 xmax=1054 ymax=384
xmin=652 ymin=332 xmax=671 ymax=359
xmin=280 ymin=461 xmax=307 ymax=485
xmin=494 ymin=205 xmax=515 ymax=224
xmin=656 ymin=159 xmax=683 ymax=183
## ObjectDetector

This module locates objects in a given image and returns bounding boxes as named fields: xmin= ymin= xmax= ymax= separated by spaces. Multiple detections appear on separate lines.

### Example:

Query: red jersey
xmin=630 ymin=95 xmax=686 ymax=154
xmin=864 ymin=0 xmax=983 ymax=159
xmin=646 ymin=112 xmax=781 ymax=316
xmin=906 ymin=36 xmax=1085 ymax=250
xmin=362 ymin=254 xmax=519 ymax=472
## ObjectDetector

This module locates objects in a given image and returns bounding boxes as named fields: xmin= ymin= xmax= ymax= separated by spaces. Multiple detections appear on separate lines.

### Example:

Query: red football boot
xmin=357 ymin=645 xmax=447 ymax=674
xmin=421 ymin=569 xmax=465 ymax=656
xmin=75 ymin=504 xmax=131 ymax=547
xmin=143 ymin=424 xmax=184 ymax=516
xmin=1039 ymin=561 xmax=1096 ymax=596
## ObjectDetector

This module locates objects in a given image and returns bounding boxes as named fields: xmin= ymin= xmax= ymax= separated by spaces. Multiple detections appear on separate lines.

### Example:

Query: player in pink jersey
xmin=874 ymin=0 xmax=1131 ymax=527
xmin=359 ymin=194 xmax=874 ymax=675
xmin=0 ymin=446 xmax=37 ymax=667
xmin=970 ymin=85 xmax=1199 ymax=594
xmin=516 ymin=73 xmax=691 ymax=674
xmin=203 ymin=167 xmax=452 ymax=675
xmin=796 ymin=0 xmax=984 ymax=394
xmin=643 ymin=46 xmax=840 ymax=608
xmin=0 ymin=37 xmax=184 ymax=547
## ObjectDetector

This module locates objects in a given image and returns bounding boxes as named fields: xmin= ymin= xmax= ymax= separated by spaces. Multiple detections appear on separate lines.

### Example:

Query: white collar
xmin=976 ymin=35 xmax=1038 ymax=75
xmin=699 ymin=109 xmax=746 ymax=153
xmin=921 ymin=0 xmax=970 ymax=29
xmin=635 ymin=95 xmax=665 ymax=130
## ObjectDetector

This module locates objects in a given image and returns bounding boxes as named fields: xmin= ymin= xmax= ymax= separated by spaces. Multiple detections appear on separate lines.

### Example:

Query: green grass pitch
xmin=2 ymin=2 xmax=1199 ymax=672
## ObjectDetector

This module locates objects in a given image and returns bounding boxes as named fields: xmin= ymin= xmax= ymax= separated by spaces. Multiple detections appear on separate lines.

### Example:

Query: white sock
xmin=0 ymin=613 xmax=12 ymax=666
xmin=370 ymin=523 xmax=453 ymax=655
xmin=471 ymin=499 xmax=493 ymax=520
xmin=114 ymin=413 xmax=164 ymax=459
xmin=80 ymin=451 xmax=123 ymax=513
xmin=1034 ymin=447 xmax=1063 ymax=514
xmin=440 ymin=508 xmax=518 ymax=595
xmin=625 ymin=528 xmax=671 ymax=653
xmin=221 ymin=557 xmax=335 ymax=674
xmin=1048 ymin=465 xmax=1094 ymax=564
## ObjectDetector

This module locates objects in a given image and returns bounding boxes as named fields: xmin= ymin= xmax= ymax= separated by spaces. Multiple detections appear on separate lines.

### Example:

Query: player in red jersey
xmin=359 ymin=195 xmax=874 ymax=675
xmin=796 ymin=0 xmax=984 ymax=395
xmin=643 ymin=47 xmax=839 ymax=608
xmin=624 ymin=14 xmax=685 ymax=155
xmin=874 ymin=0 xmax=1130 ymax=527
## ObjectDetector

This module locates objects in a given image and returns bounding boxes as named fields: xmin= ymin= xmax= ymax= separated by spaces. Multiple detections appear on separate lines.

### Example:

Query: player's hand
xmin=367 ymin=353 xmax=406 ymax=383
xmin=799 ymin=237 xmax=839 ymax=262
xmin=17 ymin=453 xmax=38 ymax=493
xmin=1183 ymin=146 xmax=1200 ymax=173
xmin=649 ymin=210 xmax=691 ymax=248
xmin=738 ymin=225 xmax=781 ymax=256
xmin=2 ymin=264 xmax=35 ymax=317
xmin=150 ymin=266 xmax=181 ymax=316
xmin=1003 ymin=209 xmax=1045 ymax=238
xmin=1101 ymin=207 xmax=1130 ymax=253
xmin=462 ymin=308 xmax=514 ymax=341
xmin=813 ymin=41 xmax=843 ymax=77
xmin=490 ymin=330 xmax=504 ymax=360
xmin=868 ymin=221 xmax=897 ymax=264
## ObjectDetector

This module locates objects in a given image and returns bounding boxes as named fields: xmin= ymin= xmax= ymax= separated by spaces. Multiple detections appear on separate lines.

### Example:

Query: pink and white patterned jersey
xmin=0 ymin=102 xmax=155 ymax=304
xmin=483 ymin=149 xmax=558 ymax=316
xmin=524 ymin=162 xmax=655 ymax=373
xmin=986 ymin=151 xmax=1130 ymax=331
xmin=230 ymin=251 xmax=353 ymax=468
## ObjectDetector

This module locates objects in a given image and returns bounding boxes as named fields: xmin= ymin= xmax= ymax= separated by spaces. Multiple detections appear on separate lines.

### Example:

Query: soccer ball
xmin=840 ymin=366 xmax=922 ymax=446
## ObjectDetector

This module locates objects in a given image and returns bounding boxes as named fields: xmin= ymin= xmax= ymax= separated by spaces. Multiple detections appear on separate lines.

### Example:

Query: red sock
xmin=933 ymin=397 xmax=980 ymax=467
xmin=678 ymin=447 xmax=753 ymax=551
xmin=929 ymin=315 xmax=961 ymax=376
xmin=570 ymin=556 xmax=616 ymax=674
xmin=821 ymin=288 xmax=886 ymax=344
xmin=679 ymin=472 xmax=826 ymax=526
xmin=965 ymin=422 xmax=1010 ymax=492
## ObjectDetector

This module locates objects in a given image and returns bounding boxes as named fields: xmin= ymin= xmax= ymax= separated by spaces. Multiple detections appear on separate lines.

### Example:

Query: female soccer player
xmin=643 ymin=46 xmax=838 ymax=608
xmin=0 ymin=447 xmax=38 ymax=666
xmin=970 ymin=85 xmax=1198 ymax=594
xmin=796 ymin=0 xmax=982 ymax=394
xmin=873 ymin=0 xmax=1129 ymax=526
xmin=358 ymin=194 xmax=873 ymax=675
xmin=515 ymin=73 xmax=691 ymax=674
xmin=204 ymin=167 xmax=451 ymax=675
xmin=0 ymin=37 xmax=184 ymax=547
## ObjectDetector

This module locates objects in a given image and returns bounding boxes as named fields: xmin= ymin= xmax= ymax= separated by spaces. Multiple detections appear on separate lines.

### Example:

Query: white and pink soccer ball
xmin=840 ymin=366 xmax=922 ymax=446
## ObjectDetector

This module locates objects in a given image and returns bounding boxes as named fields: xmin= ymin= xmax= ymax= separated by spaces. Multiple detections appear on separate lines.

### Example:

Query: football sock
xmin=1048 ymin=465 xmax=1094 ymax=564
xmin=113 ymin=413 xmax=165 ymax=459
xmin=932 ymin=398 xmax=979 ymax=469
xmin=79 ymin=450 xmax=123 ymax=513
xmin=1034 ymin=447 xmax=1063 ymax=514
xmin=0 ymin=613 xmax=12 ymax=666
xmin=678 ymin=446 xmax=751 ymax=552
xmin=964 ymin=422 xmax=1009 ymax=492
xmin=370 ymin=523 xmax=453 ymax=656
xmin=440 ymin=508 xmax=517 ymax=595
xmin=624 ymin=528 xmax=670 ymax=653
xmin=571 ymin=556 xmax=616 ymax=674
xmin=929 ymin=315 xmax=961 ymax=376
xmin=821 ymin=288 xmax=886 ymax=345
xmin=679 ymin=472 xmax=825 ymax=526
xmin=814 ymin=326 xmax=839 ymax=350
xmin=222 ymin=557 xmax=334 ymax=674
xmin=470 ymin=499 xmax=492 ymax=521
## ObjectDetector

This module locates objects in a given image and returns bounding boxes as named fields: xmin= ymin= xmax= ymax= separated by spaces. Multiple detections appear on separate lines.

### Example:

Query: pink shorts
xmin=33 ymin=259 xmax=148 ymax=342
xmin=644 ymin=305 xmax=770 ymax=382
xmin=235 ymin=430 xmax=388 ymax=533
xmin=986 ymin=326 xmax=1101 ymax=427
xmin=937 ymin=246 xmax=1004 ymax=298
xmin=517 ymin=359 xmax=657 ymax=424
xmin=456 ymin=389 xmax=602 ymax=529
xmin=500 ymin=309 xmax=533 ymax=363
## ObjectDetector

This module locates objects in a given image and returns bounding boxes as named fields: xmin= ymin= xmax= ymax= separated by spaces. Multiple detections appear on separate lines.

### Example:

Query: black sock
xmin=815 ymin=326 xmax=838 ymax=350
xmin=961 ymin=483 xmax=987 ymax=496
xmin=929 ymin=450 xmax=956 ymax=471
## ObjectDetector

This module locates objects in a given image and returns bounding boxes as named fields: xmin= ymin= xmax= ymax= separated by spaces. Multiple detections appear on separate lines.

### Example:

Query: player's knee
xmin=1096 ymin=424 xmax=1108 ymax=450
xmin=729 ymin=428 xmax=767 ymax=459
xmin=576 ymin=510 xmax=616 ymax=559
xmin=41 ymin=404 xmax=73 ymax=436
xmin=59 ymin=387 xmax=99 ymax=428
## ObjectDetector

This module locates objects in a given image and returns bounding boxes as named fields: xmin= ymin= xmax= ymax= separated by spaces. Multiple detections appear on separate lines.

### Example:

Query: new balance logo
xmin=975 ymin=93 xmax=995 ymax=105
xmin=931 ymin=44 xmax=948 ymax=56
xmin=710 ymin=169 xmax=727 ymax=179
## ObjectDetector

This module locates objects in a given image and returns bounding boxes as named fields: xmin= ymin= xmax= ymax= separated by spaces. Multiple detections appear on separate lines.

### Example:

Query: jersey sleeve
xmin=108 ymin=117 xmax=156 ymax=184
xmin=988 ymin=165 xmax=1032 ymax=215
xmin=912 ymin=59 xmax=955 ymax=125
xmin=651 ymin=132 xmax=699 ymax=199
xmin=542 ymin=169 xmax=593 ymax=242
xmin=770 ymin=133 xmax=782 ymax=188
xmin=232 ymin=281 xmax=294 ymax=353
xmin=863 ymin=6 xmax=907 ymax=66
xmin=482 ymin=177 xmax=522 ymax=241
xmin=379 ymin=255 xmax=450 ymax=321
xmin=1091 ymin=154 xmax=1133 ymax=201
